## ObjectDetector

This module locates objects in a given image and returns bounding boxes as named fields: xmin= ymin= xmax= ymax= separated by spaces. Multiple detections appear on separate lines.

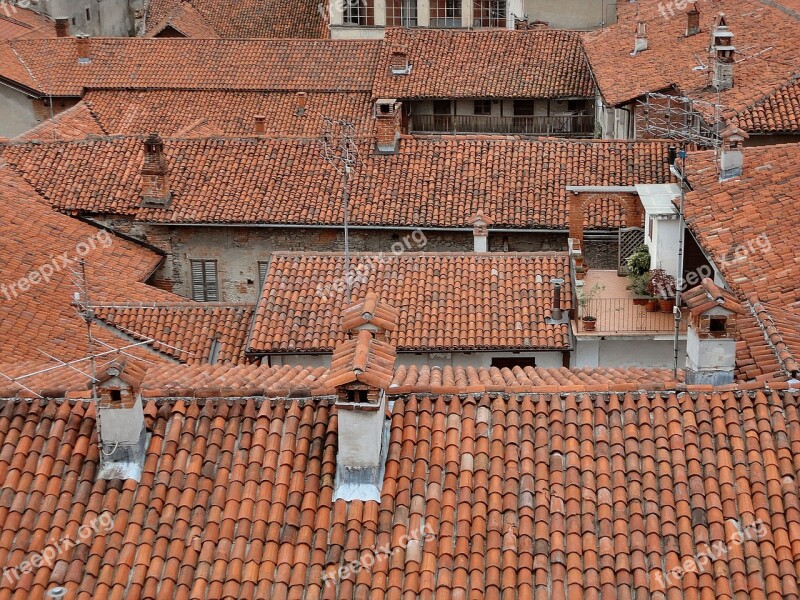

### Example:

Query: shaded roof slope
xmin=2 ymin=136 xmax=673 ymax=228
xmin=249 ymin=252 xmax=573 ymax=353
xmin=374 ymin=28 xmax=594 ymax=99
xmin=0 ymin=5 xmax=55 ymax=40
xmin=145 ymin=1 xmax=219 ymax=38
xmin=13 ymin=101 xmax=106 ymax=142
xmin=2 ymin=388 xmax=800 ymax=597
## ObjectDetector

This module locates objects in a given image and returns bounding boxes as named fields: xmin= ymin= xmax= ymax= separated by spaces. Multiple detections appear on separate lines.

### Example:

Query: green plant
xmin=626 ymin=272 xmax=652 ymax=297
xmin=577 ymin=283 xmax=605 ymax=319
xmin=626 ymin=244 xmax=651 ymax=278
xmin=649 ymin=269 xmax=677 ymax=299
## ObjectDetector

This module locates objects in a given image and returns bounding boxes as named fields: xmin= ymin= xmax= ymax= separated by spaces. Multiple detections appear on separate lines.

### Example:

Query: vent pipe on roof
xmin=631 ymin=22 xmax=648 ymax=55
xmin=295 ymin=92 xmax=307 ymax=116
xmin=47 ymin=588 xmax=67 ymax=600
xmin=253 ymin=114 xmax=266 ymax=135
xmin=55 ymin=18 xmax=69 ymax=38
xmin=75 ymin=34 xmax=91 ymax=64
xmin=686 ymin=3 xmax=700 ymax=36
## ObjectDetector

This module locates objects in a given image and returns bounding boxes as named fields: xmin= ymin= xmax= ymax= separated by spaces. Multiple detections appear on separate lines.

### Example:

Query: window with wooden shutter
xmin=190 ymin=260 xmax=219 ymax=301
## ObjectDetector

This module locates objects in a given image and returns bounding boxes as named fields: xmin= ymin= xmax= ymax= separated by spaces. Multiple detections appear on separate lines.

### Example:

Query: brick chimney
xmin=719 ymin=125 xmax=748 ymax=181
xmin=686 ymin=3 xmax=700 ymax=36
xmin=390 ymin=46 xmax=411 ymax=75
xmin=253 ymin=114 xmax=266 ymax=135
xmin=712 ymin=14 xmax=735 ymax=90
xmin=296 ymin=92 xmax=307 ymax=116
xmin=55 ymin=18 xmax=69 ymax=38
xmin=470 ymin=210 xmax=493 ymax=252
xmin=632 ymin=22 xmax=648 ymax=55
xmin=140 ymin=133 xmax=171 ymax=207
xmin=683 ymin=279 xmax=744 ymax=385
xmin=95 ymin=360 xmax=147 ymax=480
xmin=327 ymin=328 xmax=397 ymax=502
xmin=374 ymin=99 xmax=401 ymax=154
xmin=75 ymin=34 xmax=91 ymax=64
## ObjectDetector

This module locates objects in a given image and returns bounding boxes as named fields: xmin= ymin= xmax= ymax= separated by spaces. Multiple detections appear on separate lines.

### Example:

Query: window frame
xmin=190 ymin=259 xmax=219 ymax=302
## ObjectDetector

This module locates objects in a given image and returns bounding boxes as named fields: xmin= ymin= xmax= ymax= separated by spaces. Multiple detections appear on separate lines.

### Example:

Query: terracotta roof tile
xmin=146 ymin=0 xmax=328 ymax=38
xmin=249 ymin=252 xmax=573 ymax=353
xmin=683 ymin=278 xmax=745 ymax=317
xmin=2 ymin=389 xmax=800 ymax=597
xmin=0 ymin=166 xmax=180 ymax=364
xmin=0 ymin=6 xmax=55 ymax=41
xmin=746 ymin=299 xmax=800 ymax=378
xmin=326 ymin=330 xmax=397 ymax=390
xmin=13 ymin=102 xmax=106 ymax=142
xmin=732 ymin=76 xmax=800 ymax=134
xmin=2 ymin=136 xmax=673 ymax=228
xmin=92 ymin=303 xmax=255 ymax=365
xmin=0 ymin=38 xmax=378 ymax=96
xmin=374 ymin=28 xmax=593 ymax=99
xmin=584 ymin=0 xmax=800 ymax=120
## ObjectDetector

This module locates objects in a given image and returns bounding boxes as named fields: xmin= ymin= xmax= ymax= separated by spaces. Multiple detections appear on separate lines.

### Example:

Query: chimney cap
xmin=470 ymin=210 xmax=494 ymax=228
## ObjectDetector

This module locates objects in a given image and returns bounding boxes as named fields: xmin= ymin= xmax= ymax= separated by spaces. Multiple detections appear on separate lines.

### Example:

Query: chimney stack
xmin=95 ymin=360 xmax=148 ymax=480
xmin=632 ymin=22 xmax=648 ymax=55
xmin=686 ymin=3 xmax=700 ymax=36
xmin=253 ymin=114 xmax=266 ymax=135
xmin=295 ymin=92 xmax=307 ymax=116
xmin=140 ymin=133 xmax=171 ymax=207
xmin=712 ymin=14 xmax=735 ymax=90
xmin=374 ymin=99 xmax=402 ymax=154
xmin=75 ymin=34 xmax=91 ymax=64
xmin=551 ymin=278 xmax=564 ymax=322
xmin=683 ymin=279 xmax=744 ymax=385
xmin=390 ymin=46 xmax=411 ymax=75
xmin=55 ymin=18 xmax=69 ymax=38
xmin=470 ymin=210 xmax=493 ymax=252
xmin=719 ymin=125 xmax=748 ymax=181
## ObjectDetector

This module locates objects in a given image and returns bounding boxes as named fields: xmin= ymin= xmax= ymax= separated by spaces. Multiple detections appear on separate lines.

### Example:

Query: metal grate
xmin=618 ymin=227 xmax=645 ymax=276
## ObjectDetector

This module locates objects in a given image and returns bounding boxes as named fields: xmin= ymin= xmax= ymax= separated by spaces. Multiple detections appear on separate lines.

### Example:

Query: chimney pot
xmin=55 ymin=18 xmax=69 ymax=37
xmin=686 ymin=3 xmax=700 ymax=36
xmin=374 ymin=99 xmax=401 ymax=154
xmin=295 ymin=92 xmax=307 ymax=116
xmin=632 ymin=22 xmax=648 ymax=55
xmin=551 ymin=278 xmax=564 ymax=322
xmin=253 ymin=114 xmax=266 ymax=135
xmin=141 ymin=133 xmax=171 ymax=206
xmin=712 ymin=13 xmax=735 ymax=90
xmin=75 ymin=34 xmax=91 ymax=64
xmin=719 ymin=126 xmax=748 ymax=181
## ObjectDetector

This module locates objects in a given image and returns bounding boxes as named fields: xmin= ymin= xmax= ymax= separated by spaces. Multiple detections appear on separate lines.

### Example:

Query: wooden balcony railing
xmin=410 ymin=113 xmax=595 ymax=137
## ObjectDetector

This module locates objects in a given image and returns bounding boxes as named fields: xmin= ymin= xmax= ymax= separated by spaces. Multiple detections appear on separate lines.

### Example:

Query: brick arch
xmin=568 ymin=191 xmax=642 ymax=242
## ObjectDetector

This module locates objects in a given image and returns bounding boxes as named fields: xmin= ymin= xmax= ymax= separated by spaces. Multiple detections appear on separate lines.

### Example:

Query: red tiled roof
xmin=735 ymin=309 xmax=788 ymax=382
xmin=374 ymin=28 xmax=594 ymax=99
xmin=92 ymin=303 xmax=255 ymax=365
xmin=683 ymin=278 xmax=745 ymax=317
xmin=146 ymin=1 xmax=220 ymax=38
xmin=3 ymin=388 xmax=800 ymax=597
xmin=340 ymin=291 xmax=400 ymax=333
xmin=683 ymin=143 xmax=800 ymax=307
xmin=146 ymin=0 xmax=328 ymax=38
xmin=0 ymin=38 xmax=379 ymax=96
xmin=748 ymin=298 xmax=800 ymax=378
xmin=0 ymin=5 xmax=55 ymax=40
xmin=732 ymin=76 xmax=800 ymax=134
xmin=13 ymin=102 xmax=105 ymax=142
xmin=0 ymin=165 xmax=181 ymax=363
xmin=249 ymin=252 xmax=573 ymax=353
xmin=584 ymin=0 xmax=800 ymax=118
xmin=2 ymin=136 xmax=673 ymax=228
xmin=80 ymin=90 xmax=374 ymax=138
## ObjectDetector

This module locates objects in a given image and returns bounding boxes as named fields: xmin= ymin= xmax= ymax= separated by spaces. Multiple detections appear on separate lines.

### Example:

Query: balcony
xmin=575 ymin=270 xmax=688 ymax=336
xmin=410 ymin=113 xmax=595 ymax=137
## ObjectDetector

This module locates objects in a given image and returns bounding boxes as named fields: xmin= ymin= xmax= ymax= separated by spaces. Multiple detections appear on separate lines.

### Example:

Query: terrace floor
xmin=574 ymin=270 xmax=687 ymax=336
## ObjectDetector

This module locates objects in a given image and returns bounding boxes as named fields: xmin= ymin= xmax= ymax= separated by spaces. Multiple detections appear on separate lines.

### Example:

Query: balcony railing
xmin=577 ymin=298 xmax=688 ymax=334
xmin=410 ymin=113 xmax=595 ymax=137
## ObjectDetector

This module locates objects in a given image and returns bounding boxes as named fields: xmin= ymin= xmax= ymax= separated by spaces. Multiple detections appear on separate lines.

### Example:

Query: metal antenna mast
xmin=636 ymin=92 xmax=724 ymax=378
xmin=321 ymin=117 xmax=359 ymax=303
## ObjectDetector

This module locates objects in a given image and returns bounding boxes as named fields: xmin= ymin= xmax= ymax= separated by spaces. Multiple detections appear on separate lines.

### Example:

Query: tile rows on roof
xmin=584 ymin=0 xmax=800 ymax=120
xmin=92 ymin=303 xmax=255 ymax=365
xmin=327 ymin=329 xmax=397 ymax=390
xmin=683 ymin=278 xmax=745 ymax=317
xmin=1 ymin=136 xmax=673 ymax=228
xmin=3 ymin=389 xmax=800 ymax=598
xmin=732 ymin=77 xmax=800 ymax=134
xmin=0 ymin=5 xmax=55 ymax=40
xmin=373 ymin=28 xmax=594 ymax=100
xmin=146 ymin=0 xmax=328 ymax=39
xmin=0 ymin=38 xmax=379 ymax=96
xmin=13 ymin=102 xmax=106 ymax=142
xmin=340 ymin=291 xmax=400 ymax=333
xmin=250 ymin=252 xmax=573 ymax=353
xmin=748 ymin=298 xmax=800 ymax=377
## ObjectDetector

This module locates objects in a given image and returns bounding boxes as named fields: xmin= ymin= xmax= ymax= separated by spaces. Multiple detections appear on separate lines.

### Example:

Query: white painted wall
xmin=573 ymin=337 xmax=686 ymax=369
xmin=337 ymin=394 xmax=386 ymax=468
xmin=36 ymin=0 xmax=133 ymax=36
xmin=268 ymin=350 xmax=564 ymax=369
xmin=646 ymin=217 xmax=681 ymax=280
xmin=0 ymin=83 xmax=39 ymax=138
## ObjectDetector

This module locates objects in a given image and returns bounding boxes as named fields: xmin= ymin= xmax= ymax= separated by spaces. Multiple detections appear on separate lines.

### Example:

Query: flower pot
xmin=581 ymin=317 xmax=597 ymax=332
xmin=633 ymin=298 xmax=647 ymax=306
xmin=659 ymin=298 xmax=675 ymax=313
xmin=644 ymin=299 xmax=658 ymax=312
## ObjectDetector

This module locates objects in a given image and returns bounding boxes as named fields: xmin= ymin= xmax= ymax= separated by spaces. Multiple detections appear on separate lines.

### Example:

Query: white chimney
xmin=712 ymin=14 xmax=735 ymax=91
xmin=683 ymin=279 xmax=744 ymax=385
xmin=470 ymin=210 xmax=493 ymax=252
xmin=328 ymin=329 xmax=397 ymax=502
xmin=95 ymin=360 xmax=148 ymax=481
xmin=719 ymin=125 xmax=748 ymax=181
xmin=632 ymin=22 xmax=648 ymax=55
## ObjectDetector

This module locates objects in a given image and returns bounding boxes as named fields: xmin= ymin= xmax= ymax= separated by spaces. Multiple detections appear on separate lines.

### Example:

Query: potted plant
xmin=577 ymin=283 xmax=605 ymax=332
xmin=625 ymin=244 xmax=651 ymax=306
xmin=649 ymin=269 xmax=677 ymax=313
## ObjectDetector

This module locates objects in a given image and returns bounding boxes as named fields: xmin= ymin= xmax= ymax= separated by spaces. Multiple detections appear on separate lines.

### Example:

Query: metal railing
xmin=577 ymin=298 xmax=688 ymax=334
xmin=410 ymin=113 xmax=595 ymax=137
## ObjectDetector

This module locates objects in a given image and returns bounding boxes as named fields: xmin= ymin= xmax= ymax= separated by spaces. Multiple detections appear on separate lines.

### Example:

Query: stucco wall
xmin=0 ymin=84 xmax=39 ymax=138
xmin=35 ymin=0 xmax=134 ymax=36
xmin=573 ymin=337 xmax=687 ymax=369
xmin=269 ymin=350 xmax=565 ymax=369
xmin=524 ymin=0 xmax=616 ymax=28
